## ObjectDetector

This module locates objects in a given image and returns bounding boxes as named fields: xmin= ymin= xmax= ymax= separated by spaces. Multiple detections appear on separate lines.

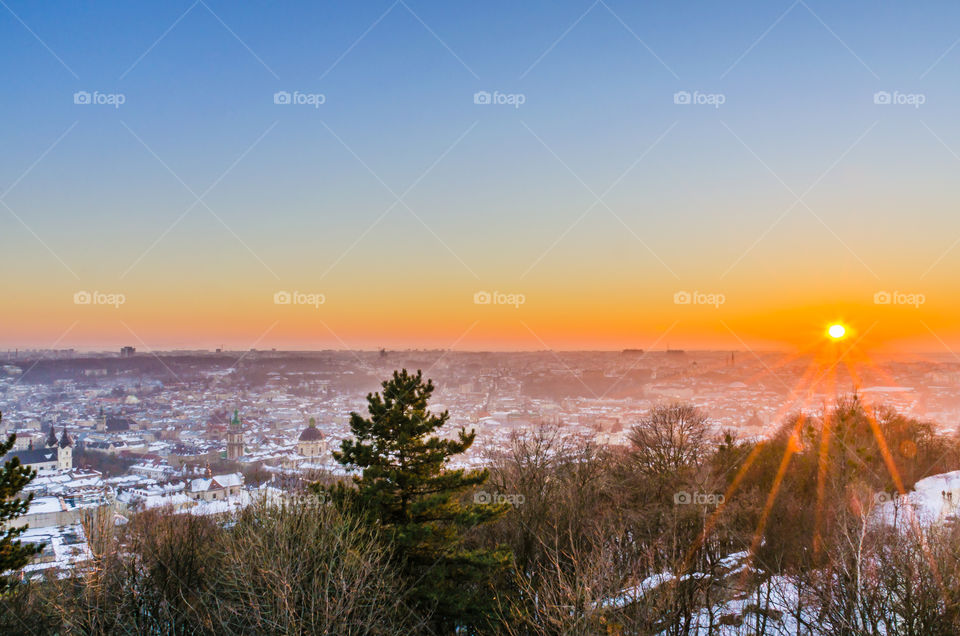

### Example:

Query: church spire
xmin=45 ymin=424 xmax=58 ymax=447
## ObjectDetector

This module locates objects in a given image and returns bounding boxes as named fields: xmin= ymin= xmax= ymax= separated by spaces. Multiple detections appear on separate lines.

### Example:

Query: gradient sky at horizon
xmin=3 ymin=0 xmax=960 ymax=352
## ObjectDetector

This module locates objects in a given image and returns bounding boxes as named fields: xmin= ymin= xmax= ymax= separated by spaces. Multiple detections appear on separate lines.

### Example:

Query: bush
xmin=4 ymin=502 xmax=418 ymax=635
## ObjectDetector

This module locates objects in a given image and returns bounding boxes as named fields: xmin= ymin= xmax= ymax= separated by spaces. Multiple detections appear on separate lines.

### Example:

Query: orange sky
xmin=4 ymin=271 xmax=958 ymax=353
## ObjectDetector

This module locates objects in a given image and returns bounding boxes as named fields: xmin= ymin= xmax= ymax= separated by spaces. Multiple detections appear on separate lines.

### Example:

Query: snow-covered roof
xmin=189 ymin=472 xmax=243 ymax=493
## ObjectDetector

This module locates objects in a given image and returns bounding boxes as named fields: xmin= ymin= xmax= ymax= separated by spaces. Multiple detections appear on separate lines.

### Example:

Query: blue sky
xmin=4 ymin=1 xmax=960 ymax=349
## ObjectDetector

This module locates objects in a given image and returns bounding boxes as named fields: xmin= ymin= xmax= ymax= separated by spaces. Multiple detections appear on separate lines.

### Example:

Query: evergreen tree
xmin=320 ymin=369 xmax=511 ymax=631
xmin=0 ymin=412 xmax=42 ymax=592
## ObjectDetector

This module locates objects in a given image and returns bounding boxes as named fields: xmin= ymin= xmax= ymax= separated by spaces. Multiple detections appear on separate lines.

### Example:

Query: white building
xmin=1 ymin=426 xmax=72 ymax=471
xmin=187 ymin=472 xmax=244 ymax=502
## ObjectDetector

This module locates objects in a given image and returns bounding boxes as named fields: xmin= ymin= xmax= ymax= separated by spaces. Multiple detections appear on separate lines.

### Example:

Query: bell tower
xmin=227 ymin=409 xmax=244 ymax=460
xmin=57 ymin=426 xmax=73 ymax=470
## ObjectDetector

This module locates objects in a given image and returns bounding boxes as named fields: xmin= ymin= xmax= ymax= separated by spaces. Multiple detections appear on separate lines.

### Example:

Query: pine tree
xmin=0 ymin=412 xmax=42 ymax=592
xmin=321 ymin=369 xmax=511 ymax=631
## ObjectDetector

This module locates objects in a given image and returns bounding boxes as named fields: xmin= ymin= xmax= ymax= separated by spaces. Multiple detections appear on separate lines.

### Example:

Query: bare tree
xmin=629 ymin=403 xmax=709 ymax=480
xmin=203 ymin=501 xmax=420 ymax=634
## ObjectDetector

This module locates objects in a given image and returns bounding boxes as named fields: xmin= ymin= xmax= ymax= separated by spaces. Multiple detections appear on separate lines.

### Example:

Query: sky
xmin=3 ymin=0 xmax=960 ymax=352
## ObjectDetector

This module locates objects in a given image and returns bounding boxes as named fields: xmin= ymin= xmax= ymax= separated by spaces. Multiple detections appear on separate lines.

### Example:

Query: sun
xmin=827 ymin=324 xmax=846 ymax=340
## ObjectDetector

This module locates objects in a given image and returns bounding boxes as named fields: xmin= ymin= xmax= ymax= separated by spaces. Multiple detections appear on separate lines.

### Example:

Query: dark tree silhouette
xmin=322 ymin=369 xmax=511 ymax=631
xmin=0 ymin=412 xmax=42 ymax=592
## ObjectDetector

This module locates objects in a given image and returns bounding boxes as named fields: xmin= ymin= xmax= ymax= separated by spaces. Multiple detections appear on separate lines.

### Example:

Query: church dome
xmin=299 ymin=418 xmax=323 ymax=441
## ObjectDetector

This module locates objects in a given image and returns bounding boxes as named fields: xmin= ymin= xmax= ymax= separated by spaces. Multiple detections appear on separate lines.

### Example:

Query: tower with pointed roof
xmin=57 ymin=426 xmax=73 ymax=470
xmin=45 ymin=424 xmax=58 ymax=448
xmin=227 ymin=409 xmax=244 ymax=460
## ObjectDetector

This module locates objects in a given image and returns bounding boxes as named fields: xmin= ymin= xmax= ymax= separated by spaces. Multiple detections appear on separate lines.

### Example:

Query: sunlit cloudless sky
xmin=3 ymin=0 xmax=960 ymax=351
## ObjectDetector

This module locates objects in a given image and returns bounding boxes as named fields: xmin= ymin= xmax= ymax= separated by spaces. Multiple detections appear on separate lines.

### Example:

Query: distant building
xmin=120 ymin=346 xmax=136 ymax=358
xmin=594 ymin=416 xmax=622 ymax=433
xmin=744 ymin=411 xmax=764 ymax=433
xmin=226 ymin=410 xmax=244 ymax=460
xmin=539 ymin=406 xmax=561 ymax=426
xmin=2 ymin=425 xmax=72 ymax=471
xmin=187 ymin=472 xmax=244 ymax=502
xmin=297 ymin=418 xmax=327 ymax=459
xmin=95 ymin=407 xmax=135 ymax=432
xmin=108 ymin=414 xmax=136 ymax=433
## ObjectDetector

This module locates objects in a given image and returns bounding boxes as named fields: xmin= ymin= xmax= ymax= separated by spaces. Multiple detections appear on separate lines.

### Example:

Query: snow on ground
xmin=663 ymin=470 xmax=960 ymax=634
xmin=17 ymin=524 xmax=92 ymax=579
xmin=598 ymin=551 xmax=814 ymax=634
xmin=672 ymin=574 xmax=817 ymax=635
xmin=598 ymin=572 xmax=676 ymax=609
xmin=875 ymin=469 xmax=960 ymax=526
